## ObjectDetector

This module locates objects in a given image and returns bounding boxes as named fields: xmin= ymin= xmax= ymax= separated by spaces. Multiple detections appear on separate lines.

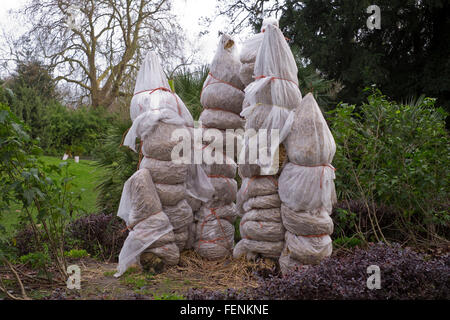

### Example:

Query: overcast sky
xmin=0 ymin=0 xmax=26 ymax=19
xmin=0 ymin=0 xmax=256 ymax=70
xmin=0 ymin=0 xmax=27 ymax=41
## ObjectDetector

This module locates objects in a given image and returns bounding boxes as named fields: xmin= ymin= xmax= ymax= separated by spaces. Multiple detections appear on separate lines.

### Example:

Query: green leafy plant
xmin=64 ymin=249 xmax=89 ymax=259
xmin=19 ymin=251 xmax=51 ymax=270
xmin=120 ymin=270 xmax=154 ymax=289
xmin=328 ymin=89 xmax=450 ymax=244
xmin=103 ymin=270 xmax=116 ymax=277
xmin=0 ymin=103 xmax=84 ymax=284
xmin=39 ymin=104 xmax=114 ymax=157
xmin=71 ymin=145 xmax=85 ymax=157
xmin=2 ymin=61 xmax=114 ymax=157
xmin=333 ymin=236 xmax=363 ymax=249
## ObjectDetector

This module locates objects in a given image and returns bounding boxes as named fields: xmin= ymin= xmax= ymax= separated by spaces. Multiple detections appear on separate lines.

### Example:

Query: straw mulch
xmin=153 ymin=250 xmax=277 ymax=291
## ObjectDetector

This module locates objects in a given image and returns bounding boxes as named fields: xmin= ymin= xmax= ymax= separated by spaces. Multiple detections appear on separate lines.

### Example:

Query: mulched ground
xmin=0 ymin=250 xmax=277 ymax=300
xmin=1 ymin=243 xmax=448 ymax=300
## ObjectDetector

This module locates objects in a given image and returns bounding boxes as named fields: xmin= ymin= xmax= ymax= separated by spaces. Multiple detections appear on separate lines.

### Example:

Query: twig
xmin=3 ymin=259 xmax=31 ymax=300
xmin=0 ymin=279 xmax=21 ymax=300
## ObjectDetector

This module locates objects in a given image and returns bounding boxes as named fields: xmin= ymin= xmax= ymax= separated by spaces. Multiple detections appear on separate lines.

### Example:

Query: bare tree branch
xmin=215 ymin=0 xmax=284 ymax=34
xmin=7 ymin=0 xmax=186 ymax=108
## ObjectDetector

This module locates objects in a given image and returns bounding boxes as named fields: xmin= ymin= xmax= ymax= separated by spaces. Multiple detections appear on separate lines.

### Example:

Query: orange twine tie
xmin=254 ymin=75 xmax=298 ymax=87
xmin=208 ymin=175 xmax=235 ymax=194
xmin=134 ymin=87 xmax=182 ymax=116
xmin=242 ymin=175 xmax=278 ymax=195
xmin=197 ymin=206 xmax=231 ymax=249
xmin=200 ymin=72 xmax=244 ymax=100
xmin=299 ymin=233 xmax=329 ymax=238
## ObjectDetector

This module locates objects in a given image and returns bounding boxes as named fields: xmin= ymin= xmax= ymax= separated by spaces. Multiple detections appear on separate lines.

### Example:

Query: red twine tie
xmin=242 ymin=175 xmax=278 ymax=195
xmin=200 ymin=72 xmax=244 ymax=101
xmin=134 ymin=87 xmax=182 ymax=116
xmin=197 ymin=206 xmax=232 ymax=249
xmin=254 ymin=75 xmax=298 ymax=87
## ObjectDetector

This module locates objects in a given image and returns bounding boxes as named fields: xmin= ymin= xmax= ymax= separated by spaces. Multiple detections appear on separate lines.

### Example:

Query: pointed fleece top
xmin=295 ymin=93 xmax=327 ymax=124
xmin=209 ymin=33 xmax=244 ymax=89
xmin=286 ymin=92 xmax=336 ymax=164
xmin=216 ymin=33 xmax=237 ymax=56
xmin=261 ymin=17 xmax=279 ymax=32
xmin=301 ymin=92 xmax=317 ymax=108
xmin=254 ymin=24 xmax=298 ymax=84
xmin=133 ymin=51 xmax=170 ymax=94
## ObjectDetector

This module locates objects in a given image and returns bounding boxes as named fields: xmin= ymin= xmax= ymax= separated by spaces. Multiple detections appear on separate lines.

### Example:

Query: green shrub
xmin=39 ymin=103 xmax=114 ymax=157
xmin=331 ymin=200 xmax=401 ymax=243
xmin=0 ymin=87 xmax=16 ymax=112
xmin=19 ymin=251 xmax=51 ymax=270
xmin=64 ymin=249 xmax=89 ymax=259
xmin=2 ymin=81 xmax=114 ymax=157
xmin=328 ymin=89 xmax=450 ymax=243
xmin=2 ymin=61 xmax=114 ymax=157
xmin=0 ymin=103 xmax=84 ymax=280
xmin=333 ymin=236 xmax=363 ymax=248
xmin=10 ymin=86 xmax=47 ymax=139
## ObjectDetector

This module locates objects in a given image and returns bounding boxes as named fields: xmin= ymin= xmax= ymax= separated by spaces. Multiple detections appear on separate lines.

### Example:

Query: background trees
xmin=6 ymin=61 xmax=56 ymax=139
xmin=0 ymin=62 xmax=113 ymax=157
xmin=218 ymin=0 xmax=450 ymax=113
xmin=280 ymin=0 xmax=450 ymax=112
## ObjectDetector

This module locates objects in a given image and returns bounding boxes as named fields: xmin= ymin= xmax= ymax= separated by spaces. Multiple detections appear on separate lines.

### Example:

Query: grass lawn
xmin=0 ymin=155 xmax=105 ymax=236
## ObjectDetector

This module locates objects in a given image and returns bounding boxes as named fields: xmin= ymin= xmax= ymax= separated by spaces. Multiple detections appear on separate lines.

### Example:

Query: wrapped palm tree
xmin=234 ymin=23 xmax=303 ymax=261
xmin=116 ymin=52 xmax=214 ymax=276
xmin=193 ymin=34 xmax=245 ymax=260
xmin=278 ymin=93 xmax=336 ymax=273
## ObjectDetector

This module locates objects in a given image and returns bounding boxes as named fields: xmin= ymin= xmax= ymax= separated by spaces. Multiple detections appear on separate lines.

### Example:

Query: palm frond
xmin=95 ymin=119 xmax=138 ymax=214
xmin=173 ymin=65 xmax=209 ymax=120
